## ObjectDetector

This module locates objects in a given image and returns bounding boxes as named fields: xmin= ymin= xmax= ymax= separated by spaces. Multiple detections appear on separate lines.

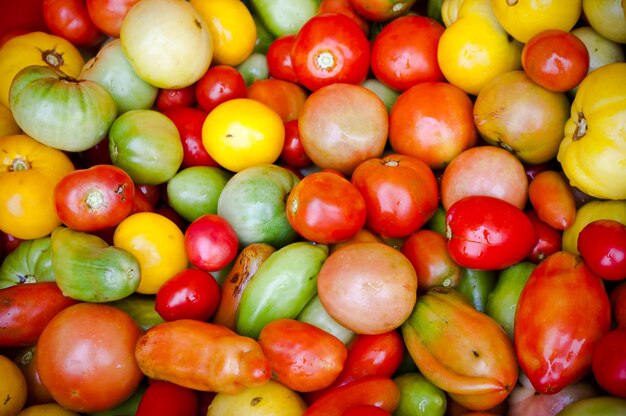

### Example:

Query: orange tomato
xmin=528 ymin=170 xmax=577 ymax=230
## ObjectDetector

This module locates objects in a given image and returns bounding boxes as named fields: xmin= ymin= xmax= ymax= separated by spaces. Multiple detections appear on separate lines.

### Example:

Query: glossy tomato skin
xmin=591 ymin=328 xmax=626 ymax=398
xmin=54 ymin=164 xmax=135 ymax=232
xmin=195 ymin=64 xmax=247 ymax=113
xmin=162 ymin=106 xmax=218 ymax=168
xmin=86 ymin=0 xmax=140 ymax=37
xmin=351 ymin=154 xmax=439 ymax=239
xmin=525 ymin=209 xmax=562 ymax=264
xmin=291 ymin=13 xmax=370 ymax=91
xmin=136 ymin=380 xmax=199 ymax=416
xmin=577 ymin=219 xmax=626 ymax=281
xmin=155 ymin=84 xmax=197 ymax=112
xmin=446 ymin=195 xmax=537 ymax=271
xmin=611 ymin=282 xmax=626 ymax=328
xmin=280 ymin=119 xmax=312 ymax=169
xmin=266 ymin=34 xmax=298 ymax=83
xmin=155 ymin=268 xmax=221 ymax=322
xmin=184 ymin=214 xmax=239 ymax=272
xmin=43 ymin=0 xmax=104 ymax=46
xmin=341 ymin=404 xmax=390 ymax=416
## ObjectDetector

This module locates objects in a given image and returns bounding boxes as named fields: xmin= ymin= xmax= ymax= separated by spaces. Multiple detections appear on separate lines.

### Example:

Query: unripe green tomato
xmin=393 ymin=372 xmax=447 ymax=416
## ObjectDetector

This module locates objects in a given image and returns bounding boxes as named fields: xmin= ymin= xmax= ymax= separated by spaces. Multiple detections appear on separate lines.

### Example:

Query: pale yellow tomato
xmin=202 ymin=98 xmax=285 ymax=172
xmin=583 ymin=0 xmax=626 ymax=44
xmin=0 ymin=103 xmax=20 ymax=137
xmin=17 ymin=404 xmax=78 ymax=416
xmin=0 ymin=354 xmax=27 ymax=416
xmin=190 ymin=0 xmax=257 ymax=66
xmin=207 ymin=380 xmax=306 ymax=416
xmin=113 ymin=212 xmax=188 ymax=294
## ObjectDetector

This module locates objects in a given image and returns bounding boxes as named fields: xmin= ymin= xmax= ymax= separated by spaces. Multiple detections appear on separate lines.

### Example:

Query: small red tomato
xmin=266 ymin=34 xmax=298 ymax=83
xmin=521 ymin=29 xmax=590 ymax=92
xmin=342 ymin=404 xmax=390 ymax=416
xmin=136 ymin=380 xmax=199 ymax=416
xmin=446 ymin=195 xmax=537 ymax=270
xmin=155 ymin=84 xmax=197 ymax=111
xmin=592 ymin=328 xmax=626 ymax=398
xmin=578 ymin=219 xmax=626 ymax=281
xmin=43 ymin=0 xmax=104 ymax=46
xmin=162 ymin=106 xmax=218 ymax=168
xmin=195 ymin=65 xmax=247 ymax=113
xmin=280 ymin=119 xmax=312 ymax=169
xmin=184 ymin=214 xmax=239 ymax=272
xmin=525 ymin=209 xmax=562 ymax=264
xmin=155 ymin=268 xmax=221 ymax=322
xmin=86 ymin=0 xmax=140 ymax=38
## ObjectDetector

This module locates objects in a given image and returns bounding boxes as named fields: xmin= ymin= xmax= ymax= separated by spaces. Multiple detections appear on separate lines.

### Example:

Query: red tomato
xmin=162 ymin=106 xmax=218 ymax=168
xmin=370 ymin=15 xmax=445 ymax=91
xmin=578 ymin=219 xmax=626 ymax=281
xmin=291 ymin=13 xmax=370 ymax=91
xmin=54 ymin=164 xmax=135 ymax=232
xmin=79 ymin=137 xmax=113 ymax=167
xmin=525 ymin=209 xmax=562 ymax=264
xmin=195 ymin=65 xmax=247 ymax=113
xmin=348 ymin=0 xmax=416 ymax=21
xmin=351 ymin=153 xmax=439 ymax=239
xmin=446 ymin=195 xmax=537 ymax=270
xmin=13 ymin=345 xmax=55 ymax=406
xmin=286 ymin=171 xmax=366 ymax=244
xmin=592 ymin=328 xmax=626 ymax=398
xmin=0 ymin=231 xmax=21 ymax=261
xmin=36 ymin=303 xmax=144 ymax=412
xmin=184 ymin=214 xmax=239 ymax=272
xmin=342 ymin=405 xmax=390 ymax=416
xmin=155 ymin=84 xmax=197 ymax=112
xmin=136 ymin=380 xmax=199 ymax=416
xmin=86 ymin=0 xmax=140 ymax=37
xmin=280 ymin=119 xmax=312 ymax=169
xmin=388 ymin=81 xmax=478 ymax=170
xmin=317 ymin=0 xmax=370 ymax=35
xmin=258 ymin=319 xmax=348 ymax=393
xmin=266 ymin=34 xmax=298 ymax=83
xmin=0 ymin=0 xmax=47 ymax=43
xmin=43 ymin=0 xmax=104 ymax=46
xmin=611 ymin=282 xmax=626 ymax=328
xmin=155 ymin=268 xmax=221 ymax=322
xmin=521 ymin=29 xmax=589 ymax=92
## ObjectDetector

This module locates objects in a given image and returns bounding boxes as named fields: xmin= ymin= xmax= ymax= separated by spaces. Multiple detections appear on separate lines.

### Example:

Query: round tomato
xmin=0 ymin=354 xmax=27 ymax=416
xmin=136 ymin=380 xmax=199 ymax=416
xmin=86 ymin=0 xmax=140 ymax=37
xmin=155 ymin=268 xmax=221 ymax=322
xmin=291 ymin=12 xmax=370 ymax=91
xmin=247 ymin=78 xmax=308 ymax=123
xmin=54 ymin=164 xmax=135 ymax=232
xmin=286 ymin=171 xmax=366 ymax=244
xmin=161 ymin=106 xmax=218 ymax=168
xmin=43 ymin=0 xmax=104 ymax=46
xmin=370 ymin=15 xmax=445 ymax=91
xmin=184 ymin=214 xmax=239 ymax=272
xmin=195 ymin=65 xmax=247 ymax=113
xmin=446 ymin=195 xmax=538 ymax=271
xmin=592 ymin=328 xmax=626 ymax=398
xmin=36 ymin=303 xmax=144 ymax=413
xmin=155 ymin=84 xmax=197 ymax=111
xmin=266 ymin=34 xmax=298 ymax=83
xmin=280 ymin=119 xmax=312 ymax=169
xmin=578 ymin=219 xmax=626 ymax=281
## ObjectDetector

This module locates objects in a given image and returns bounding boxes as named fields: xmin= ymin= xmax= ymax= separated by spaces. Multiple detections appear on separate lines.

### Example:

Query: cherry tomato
xmin=155 ymin=268 xmax=221 ymax=322
xmin=195 ymin=64 xmax=247 ymax=113
xmin=592 ymin=327 xmax=626 ymax=398
xmin=43 ymin=0 xmax=104 ymax=46
xmin=155 ymin=84 xmax=197 ymax=112
xmin=525 ymin=209 xmax=562 ymax=264
xmin=280 ymin=119 xmax=312 ymax=169
xmin=342 ymin=404 xmax=390 ymax=416
xmin=54 ymin=164 xmax=135 ymax=232
xmin=86 ymin=0 xmax=141 ymax=38
xmin=446 ymin=195 xmax=537 ymax=271
xmin=162 ymin=106 xmax=218 ymax=168
xmin=522 ymin=29 xmax=590 ymax=92
xmin=291 ymin=12 xmax=370 ymax=91
xmin=136 ymin=380 xmax=199 ymax=416
xmin=370 ymin=15 xmax=445 ymax=91
xmin=184 ymin=214 xmax=239 ymax=272
xmin=266 ymin=34 xmax=298 ymax=83
xmin=286 ymin=171 xmax=366 ymax=244
xmin=578 ymin=219 xmax=626 ymax=281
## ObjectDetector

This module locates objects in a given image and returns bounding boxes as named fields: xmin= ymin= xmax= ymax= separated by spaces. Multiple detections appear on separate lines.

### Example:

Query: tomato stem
xmin=85 ymin=190 xmax=105 ymax=210
xmin=39 ymin=48 xmax=65 ymax=69
xmin=506 ymin=0 xmax=518 ymax=5
xmin=573 ymin=112 xmax=587 ymax=141
xmin=315 ymin=51 xmax=336 ymax=72
xmin=10 ymin=157 xmax=30 ymax=172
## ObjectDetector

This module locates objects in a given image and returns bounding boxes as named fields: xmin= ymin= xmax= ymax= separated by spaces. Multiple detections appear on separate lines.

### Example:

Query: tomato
xmin=195 ymin=65 xmax=247 ymax=113
xmin=155 ymin=268 xmax=220 ymax=322
xmin=370 ymin=15 xmax=445 ymax=91
xmin=592 ymin=328 xmax=626 ymax=398
xmin=582 ymin=0 xmax=626 ymax=44
xmin=577 ymin=220 xmax=626 ymax=281
xmin=280 ymin=119 xmax=312 ymax=169
xmin=286 ymin=171 xmax=366 ymax=244
xmin=86 ymin=0 xmax=140 ymax=37
xmin=388 ymin=82 xmax=478 ymax=170
xmin=0 ymin=354 xmax=27 ymax=416
xmin=351 ymin=154 xmax=439 ymax=239
xmin=317 ymin=0 xmax=370 ymax=35
xmin=43 ymin=0 xmax=104 ymax=46
xmin=528 ymin=170 xmax=577 ymax=230
xmin=13 ymin=345 xmax=55 ymax=407
xmin=446 ymin=195 xmax=537 ymax=271
xmin=522 ymin=29 xmax=589 ymax=92
xmin=161 ymin=106 xmax=218 ymax=168
xmin=136 ymin=380 xmax=199 ymax=416
xmin=155 ymin=84 xmax=197 ymax=112
xmin=247 ymin=78 xmax=308 ymax=123
xmin=612 ymin=282 xmax=626 ymax=328
xmin=202 ymin=98 xmax=285 ymax=172
xmin=349 ymin=0 xmax=416 ymax=21
xmin=341 ymin=404 xmax=390 ymax=416
xmin=36 ymin=303 xmax=144 ymax=413
xmin=291 ymin=13 xmax=370 ymax=91
xmin=266 ymin=34 xmax=299 ymax=83
xmin=184 ymin=214 xmax=239 ymax=272
xmin=525 ymin=209 xmax=562 ymax=264
xmin=0 ymin=0 xmax=46 ymax=43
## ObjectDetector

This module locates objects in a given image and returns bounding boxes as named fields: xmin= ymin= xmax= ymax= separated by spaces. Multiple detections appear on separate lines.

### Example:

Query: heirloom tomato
xmin=525 ymin=209 xmax=562 ymax=264
xmin=0 ymin=134 xmax=74 ymax=240
xmin=317 ymin=0 xmax=370 ymax=35
xmin=0 ymin=103 xmax=20 ymax=137
xmin=249 ymin=0 xmax=317 ymax=38
xmin=13 ymin=345 xmax=55 ymax=406
xmin=194 ymin=65 xmax=247 ymax=114
xmin=578 ymin=219 xmax=626 ymax=281
xmin=342 ymin=405 xmax=390 ymax=416
xmin=42 ymin=0 xmax=104 ymax=46
xmin=86 ymin=0 xmax=141 ymax=37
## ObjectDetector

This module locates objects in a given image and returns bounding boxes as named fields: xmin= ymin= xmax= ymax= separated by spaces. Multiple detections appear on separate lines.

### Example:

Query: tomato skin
xmin=161 ymin=106 xmax=218 ymax=168
xmin=525 ymin=209 xmax=562 ymax=264
xmin=43 ymin=0 xmax=104 ymax=46
xmin=86 ymin=0 xmax=140 ymax=37
xmin=0 ymin=282 xmax=78 ymax=347
xmin=247 ymin=78 xmax=308 ymax=123
xmin=184 ymin=214 xmax=239 ymax=272
xmin=591 ymin=328 xmax=626 ymax=398
xmin=342 ymin=404 xmax=390 ymax=416
xmin=611 ymin=282 xmax=626 ymax=328
xmin=349 ymin=0 xmax=416 ymax=21
xmin=155 ymin=268 xmax=221 ymax=322
xmin=446 ymin=195 xmax=537 ymax=271
xmin=155 ymin=84 xmax=197 ymax=112
xmin=280 ymin=119 xmax=312 ymax=169
xmin=577 ymin=220 xmax=626 ymax=281
xmin=528 ymin=170 xmax=577 ymax=230
xmin=136 ymin=380 xmax=199 ymax=416
xmin=266 ymin=34 xmax=299 ymax=83
xmin=291 ymin=13 xmax=371 ymax=91
xmin=317 ymin=0 xmax=370 ymax=35
xmin=195 ymin=64 xmax=247 ymax=113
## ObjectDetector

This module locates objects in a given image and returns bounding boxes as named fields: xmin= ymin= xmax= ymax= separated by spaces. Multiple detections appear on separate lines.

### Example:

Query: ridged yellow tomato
xmin=0 ymin=31 xmax=84 ymax=108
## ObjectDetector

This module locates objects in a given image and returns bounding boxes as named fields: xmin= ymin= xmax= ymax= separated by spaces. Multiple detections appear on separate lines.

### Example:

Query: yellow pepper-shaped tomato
xmin=438 ymin=0 xmax=522 ymax=96
xmin=0 ymin=31 xmax=85 ymax=108
xmin=0 ymin=134 xmax=74 ymax=240
xmin=557 ymin=62 xmax=626 ymax=200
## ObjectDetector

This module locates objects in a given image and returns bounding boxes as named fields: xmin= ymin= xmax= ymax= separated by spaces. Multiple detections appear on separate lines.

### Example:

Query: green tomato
xmin=107 ymin=294 xmax=165 ymax=332
xmin=109 ymin=109 xmax=183 ymax=185
xmin=88 ymin=382 xmax=147 ymax=416
xmin=252 ymin=15 xmax=275 ymax=55
xmin=361 ymin=78 xmax=400 ymax=113
xmin=236 ymin=52 xmax=269 ymax=86
xmin=0 ymin=236 xmax=54 ymax=288
xmin=425 ymin=205 xmax=447 ymax=236
xmin=394 ymin=373 xmax=447 ymax=416
xmin=297 ymin=295 xmax=355 ymax=345
xmin=456 ymin=268 xmax=498 ymax=313
xmin=249 ymin=0 xmax=317 ymax=37
xmin=557 ymin=397 xmax=626 ymax=415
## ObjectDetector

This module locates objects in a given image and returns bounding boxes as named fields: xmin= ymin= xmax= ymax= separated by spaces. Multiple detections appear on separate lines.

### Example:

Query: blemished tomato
xmin=578 ymin=219 xmax=626 ymax=281
xmin=525 ymin=209 xmax=562 ymax=264
xmin=291 ymin=12 xmax=371 ymax=91
xmin=446 ymin=195 xmax=537 ymax=271
xmin=136 ymin=380 xmax=199 ymax=416
xmin=592 ymin=328 xmax=626 ymax=398
xmin=266 ymin=34 xmax=298 ymax=83
xmin=161 ymin=106 xmax=218 ymax=168
xmin=521 ymin=29 xmax=590 ymax=92
xmin=86 ymin=0 xmax=140 ymax=37
xmin=286 ymin=171 xmax=366 ymax=244
xmin=184 ymin=214 xmax=239 ymax=272
xmin=370 ymin=15 xmax=445 ymax=91
xmin=351 ymin=153 xmax=439 ymax=239
xmin=155 ymin=84 xmax=197 ymax=112
xmin=195 ymin=65 xmax=247 ymax=113
xmin=280 ymin=119 xmax=312 ymax=169
xmin=43 ymin=0 xmax=104 ymax=46
xmin=54 ymin=164 xmax=135 ymax=232
xmin=155 ymin=268 xmax=221 ymax=322
xmin=36 ymin=303 xmax=144 ymax=413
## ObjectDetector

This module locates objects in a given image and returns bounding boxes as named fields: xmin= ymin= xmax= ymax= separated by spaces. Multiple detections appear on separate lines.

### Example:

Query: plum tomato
xmin=266 ymin=34 xmax=298 ymax=83
xmin=194 ymin=64 xmax=247 ymax=113
xmin=592 ymin=327 xmax=626 ymax=398
xmin=136 ymin=380 xmax=199 ymax=416
xmin=43 ymin=0 xmax=104 ymax=46
xmin=155 ymin=83 xmax=197 ymax=112
xmin=578 ymin=219 xmax=626 ymax=281
xmin=446 ymin=195 xmax=538 ymax=271
xmin=280 ymin=119 xmax=312 ymax=169
xmin=161 ymin=106 xmax=218 ymax=168
xmin=184 ymin=214 xmax=239 ymax=272
xmin=156 ymin=268 xmax=220 ymax=322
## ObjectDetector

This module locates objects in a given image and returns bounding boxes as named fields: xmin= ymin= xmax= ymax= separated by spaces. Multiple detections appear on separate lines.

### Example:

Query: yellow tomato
xmin=583 ymin=0 xmax=626 ymax=44
xmin=0 ymin=134 xmax=74 ymax=240
xmin=207 ymin=380 xmax=306 ymax=416
xmin=0 ymin=32 xmax=85 ymax=108
xmin=491 ymin=0 xmax=582 ymax=43
xmin=562 ymin=200 xmax=626 ymax=255
xmin=202 ymin=98 xmax=285 ymax=172
xmin=557 ymin=63 xmax=626 ymax=200
xmin=0 ymin=104 xmax=20 ymax=137
xmin=113 ymin=212 xmax=188 ymax=294
xmin=0 ymin=354 xmax=27 ymax=416
xmin=190 ymin=0 xmax=257 ymax=66
xmin=17 ymin=404 xmax=78 ymax=416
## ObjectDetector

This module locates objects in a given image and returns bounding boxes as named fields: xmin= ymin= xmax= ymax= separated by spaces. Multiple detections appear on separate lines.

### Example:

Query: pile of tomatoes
xmin=1 ymin=0 xmax=626 ymax=415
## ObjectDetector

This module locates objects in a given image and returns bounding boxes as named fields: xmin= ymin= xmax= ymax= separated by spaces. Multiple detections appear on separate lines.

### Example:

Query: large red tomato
xmin=43 ymin=0 xmax=104 ymax=46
